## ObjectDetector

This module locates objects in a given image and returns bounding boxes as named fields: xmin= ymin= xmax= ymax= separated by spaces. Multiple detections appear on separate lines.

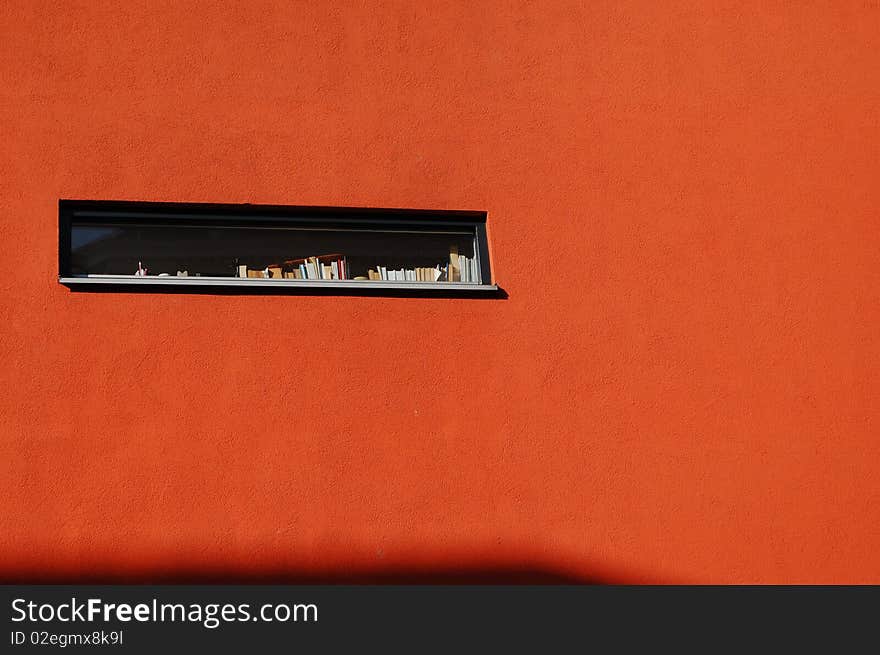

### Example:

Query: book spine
xmin=449 ymin=245 xmax=460 ymax=282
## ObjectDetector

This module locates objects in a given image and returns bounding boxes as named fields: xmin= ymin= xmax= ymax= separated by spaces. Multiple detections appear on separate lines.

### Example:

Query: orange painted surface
xmin=1 ymin=1 xmax=878 ymax=583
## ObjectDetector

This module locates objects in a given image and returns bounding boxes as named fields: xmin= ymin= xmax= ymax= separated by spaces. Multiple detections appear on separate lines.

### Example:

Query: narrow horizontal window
xmin=59 ymin=201 xmax=498 ymax=295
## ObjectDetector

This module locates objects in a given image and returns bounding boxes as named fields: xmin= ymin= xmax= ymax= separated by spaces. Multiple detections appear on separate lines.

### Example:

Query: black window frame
xmin=59 ymin=200 xmax=499 ymax=296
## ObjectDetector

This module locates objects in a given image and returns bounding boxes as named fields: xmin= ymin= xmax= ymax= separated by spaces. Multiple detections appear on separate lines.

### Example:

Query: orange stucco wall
xmin=1 ymin=1 xmax=878 ymax=583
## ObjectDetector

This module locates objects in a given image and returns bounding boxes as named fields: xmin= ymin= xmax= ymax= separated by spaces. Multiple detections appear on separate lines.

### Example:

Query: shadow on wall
xmin=60 ymin=283 xmax=510 ymax=299
xmin=0 ymin=565 xmax=598 ymax=584
xmin=0 ymin=534 xmax=665 ymax=585
xmin=0 ymin=556 xmax=664 ymax=584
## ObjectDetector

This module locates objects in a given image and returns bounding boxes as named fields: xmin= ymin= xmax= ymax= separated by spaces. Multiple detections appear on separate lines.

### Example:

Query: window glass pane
xmin=70 ymin=222 xmax=480 ymax=283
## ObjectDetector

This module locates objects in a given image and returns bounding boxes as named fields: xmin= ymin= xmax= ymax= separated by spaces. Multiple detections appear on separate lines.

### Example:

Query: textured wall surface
xmin=1 ymin=1 xmax=878 ymax=583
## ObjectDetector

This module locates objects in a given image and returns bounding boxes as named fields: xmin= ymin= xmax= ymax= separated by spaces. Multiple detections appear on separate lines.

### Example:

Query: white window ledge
xmin=60 ymin=275 xmax=499 ymax=293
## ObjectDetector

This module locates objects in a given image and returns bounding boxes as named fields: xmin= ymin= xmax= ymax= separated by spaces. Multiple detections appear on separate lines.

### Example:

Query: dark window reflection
xmin=70 ymin=223 xmax=480 ymax=282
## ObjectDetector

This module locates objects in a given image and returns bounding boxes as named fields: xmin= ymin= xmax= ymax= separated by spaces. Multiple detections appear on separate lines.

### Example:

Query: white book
xmin=331 ymin=261 xmax=339 ymax=279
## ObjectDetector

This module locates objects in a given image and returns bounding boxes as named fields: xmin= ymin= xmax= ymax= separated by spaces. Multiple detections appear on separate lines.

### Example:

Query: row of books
xmin=450 ymin=252 xmax=479 ymax=283
xmin=235 ymin=249 xmax=481 ymax=283
xmin=367 ymin=266 xmax=444 ymax=281
xmin=353 ymin=259 xmax=479 ymax=282
xmin=237 ymin=254 xmax=349 ymax=280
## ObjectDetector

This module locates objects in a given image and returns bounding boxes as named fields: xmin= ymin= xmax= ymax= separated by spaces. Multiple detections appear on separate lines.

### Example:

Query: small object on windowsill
xmin=135 ymin=261 xmax=147 ymax=276
xmin=177 ymin=270 xmax=188 ymax=277
xmin=353 ymin=276 xmax=368 ymax=280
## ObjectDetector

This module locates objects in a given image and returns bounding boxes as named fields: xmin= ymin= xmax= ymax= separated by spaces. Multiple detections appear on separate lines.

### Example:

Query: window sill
xmin=59 ymin=275 xmax=501 ymax=295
